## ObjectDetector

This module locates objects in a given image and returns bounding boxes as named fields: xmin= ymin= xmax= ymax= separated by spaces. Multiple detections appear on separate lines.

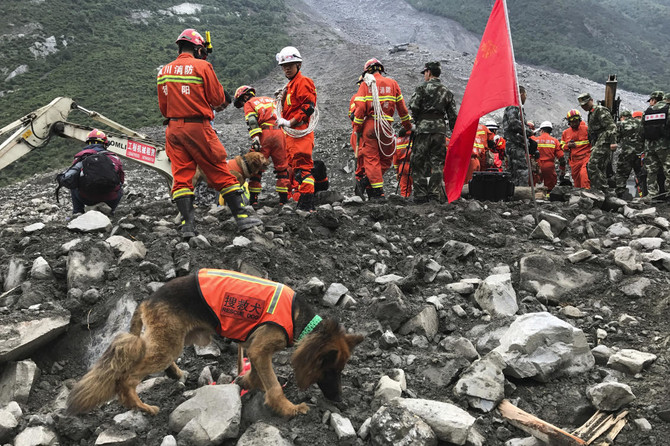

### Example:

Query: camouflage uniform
xmin=583 ymin=100 xmax=617 ymax=193
xmin=502 ymin=105 xmax=532 ymax=186
xmin=644 ymin=95 xmax=670 ymax=197
xmin=408 ymin=67 xmax=457 ymax=202
xmin=614 ymin=113 xmax=644 ymax=197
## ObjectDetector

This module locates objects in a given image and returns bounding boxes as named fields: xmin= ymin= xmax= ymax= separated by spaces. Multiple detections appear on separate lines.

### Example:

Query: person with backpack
xmin=56 ymin=129 xmax=124 ymax=215
xmin=642 ymin=90 xmax=670 ymax=201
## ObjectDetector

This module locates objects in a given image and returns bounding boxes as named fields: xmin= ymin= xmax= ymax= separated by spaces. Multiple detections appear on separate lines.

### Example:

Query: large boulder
xmin=519 ymin=255 xmax=595 ymax=302
xmin=493 ymin=312 xmax=595 ymax=382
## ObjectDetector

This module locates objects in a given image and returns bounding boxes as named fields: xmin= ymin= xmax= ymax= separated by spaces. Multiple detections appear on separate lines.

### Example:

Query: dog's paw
xmin=280 ymin=402 xmax=309 ymax=418
xmin=294 ymin=402 xmax=310 ymax=415
xmin=140 ymin=404 xmax=160 ymax=416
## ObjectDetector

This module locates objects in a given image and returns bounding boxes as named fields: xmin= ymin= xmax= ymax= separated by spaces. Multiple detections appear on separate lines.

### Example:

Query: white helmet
xmin=484 ymin=120 xmax=498 ymax=130
xmin=539 ymin=121 xmax=553 ymax=130
xmin=276 ymin=46 xmax=302 ymax=65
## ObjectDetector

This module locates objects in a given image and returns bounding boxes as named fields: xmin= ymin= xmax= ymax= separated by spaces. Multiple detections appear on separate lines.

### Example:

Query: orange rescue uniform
xmin=197 ymin=269 xmax=295 ymax=345
xmin=281 ymin=71 xmax=317 ymax=196
xmin=157 ymin=53 xmax=241 ymax=200
xmin=466 ymin=124 xmax=493 ymax=183
xmin=393 ymin=133 xmax=413 ymax=197
xmin=243 ymin=96 xmax=289 ymax=197
xmin=353 ymin=72 xmax=412 ymax=191
xmin=349 ymin=92 xmax=366 ymax=185
xmin=534 ymin=132 xmax=565 ymax=191
xmin=561 ymin=121 xmax=591 ymax=189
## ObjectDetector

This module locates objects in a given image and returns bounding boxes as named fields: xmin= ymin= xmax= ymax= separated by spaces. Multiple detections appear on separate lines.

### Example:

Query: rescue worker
xmin=578 ymin=92 xmax=618 ymax=195
xmin=533 ymin=121 xmax=565 ymax=193
xmin=561 ymin=109 xmax=592 ymax=189
xmin=275 ymin=46 xmax=318 ymax=211
xmin=614 ymin=110 xmax=645 ymax=199
xmin=485 ymin=120 xmax=506 ymax=171
xmin=233 ymin=85 xmax=290 ymax=205
xmin=157 ymin=28 xmax=261 ymax=237
xmin=503 ymin=86 xmax=538 ymax=185
xmin=642 ymin=90 xmax=670 ymax=201
xmin=57 ymin=129 xmax=124 ymax=215
xmin=393 ymin=126 xmax=413 ymax=198
xmin=352 ymin=58 xmax=412 ymax=200
xmin=408 ymin=61 xmax=457 ymax=203
xmin=349 ymin=74 xmax=368 ymax=199
xmin=466 ymin=123 xmax=493 ymax=183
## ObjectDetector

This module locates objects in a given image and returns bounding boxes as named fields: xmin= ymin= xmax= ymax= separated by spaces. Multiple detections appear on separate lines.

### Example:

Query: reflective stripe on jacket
xmin=197 ymin=269 xmax=295 ymax=344
xmin=244 ymin=96 xmax=278 ymax=137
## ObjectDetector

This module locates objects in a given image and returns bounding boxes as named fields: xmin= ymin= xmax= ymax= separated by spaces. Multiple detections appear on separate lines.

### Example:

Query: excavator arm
xmin=0 ymin=97 xmax=173 ymax=185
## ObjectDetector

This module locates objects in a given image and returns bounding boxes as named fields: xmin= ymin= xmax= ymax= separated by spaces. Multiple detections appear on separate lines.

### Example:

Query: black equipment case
xmin=468 ymin=171 xmax=515 ymax=202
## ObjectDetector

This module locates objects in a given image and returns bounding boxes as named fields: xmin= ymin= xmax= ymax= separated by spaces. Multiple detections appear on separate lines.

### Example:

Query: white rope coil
xmin=363 ymin=73 xmax=396 ymax=157
xmin=276 ymin=86 xmax=319 ymax=138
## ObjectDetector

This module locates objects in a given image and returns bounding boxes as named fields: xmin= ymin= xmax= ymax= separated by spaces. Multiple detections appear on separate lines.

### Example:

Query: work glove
xmin=251 ymin=137 xmax=261 ymax=152
xmin=276 ymin=117 xmax=291 ymax=128
xmin=398 ymin=127 xmax=408 ymax=137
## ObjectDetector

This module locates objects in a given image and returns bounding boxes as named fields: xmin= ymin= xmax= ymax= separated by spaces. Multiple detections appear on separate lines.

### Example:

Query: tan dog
xmin=66 ymin=271 xmax=364 ymax=418
xmin=193 ymin=151 xmax=270 ymax=187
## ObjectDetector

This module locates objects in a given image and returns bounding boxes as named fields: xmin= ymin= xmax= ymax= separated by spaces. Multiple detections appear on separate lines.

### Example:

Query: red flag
xmin=443 ymin=0 xmax=518 ymax=202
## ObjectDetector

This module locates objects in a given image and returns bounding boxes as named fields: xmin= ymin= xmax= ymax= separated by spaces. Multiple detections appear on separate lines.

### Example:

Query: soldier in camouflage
xmin=503 ymin=86 xmax=537 ymax=186
xmin=642 ymin=90 xmax=670 ymax=200
xmin=614 ymin=110 xmax=645 ymax=198
xmin=408 ymin=61 xmax=457 ymax=203
xmin=578 ymin=92 xmax=618 ymax=194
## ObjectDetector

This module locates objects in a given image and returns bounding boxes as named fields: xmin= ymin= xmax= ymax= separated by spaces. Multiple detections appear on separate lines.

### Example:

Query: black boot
xmin=174 ymin=196 xmax=196 ymax=239
xmin=367 ymin=187 xmax=385 ymax=201
xmin=278 ymin=192 xmax=289 ymax=205
xmin=221 ymin=189 xmax=263 ymax=231
xmin=354 ymin=176 xmax=369 ymax=199
xmin=297 ymin=193 xmax=314 ymax=211
xmin=249 ymin=192 xmax=259 ymax=206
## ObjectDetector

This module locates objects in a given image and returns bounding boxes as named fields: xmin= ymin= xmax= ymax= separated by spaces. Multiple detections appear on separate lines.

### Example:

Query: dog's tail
xmin=67 ymin=329 xmax=146 ymax=414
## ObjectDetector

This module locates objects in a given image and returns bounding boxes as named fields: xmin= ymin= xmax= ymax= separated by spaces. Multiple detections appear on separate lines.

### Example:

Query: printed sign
xmin=220 ymin=293 xmax=264 ymax=321
xmin=126 ymin=140 xmax=157 ymax=164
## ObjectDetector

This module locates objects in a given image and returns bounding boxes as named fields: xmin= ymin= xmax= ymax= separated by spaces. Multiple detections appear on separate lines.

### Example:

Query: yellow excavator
xmin=0 ymin=97 xmax=173 ymax=184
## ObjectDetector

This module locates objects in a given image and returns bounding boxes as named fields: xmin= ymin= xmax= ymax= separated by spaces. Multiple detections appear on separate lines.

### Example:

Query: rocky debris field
xmin=1 ymin=127 xmax=670 ymax=446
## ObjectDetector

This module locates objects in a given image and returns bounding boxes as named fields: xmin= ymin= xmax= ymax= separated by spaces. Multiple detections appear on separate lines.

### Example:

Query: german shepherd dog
xmin=66 ymin=274 xmax=364 ymax=418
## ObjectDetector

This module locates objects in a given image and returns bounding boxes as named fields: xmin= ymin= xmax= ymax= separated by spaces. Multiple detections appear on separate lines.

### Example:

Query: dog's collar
xmin=235 ymin=155 xmax=252 ymax=178
xmin=296 ymin=315 xmax=322 ymax=342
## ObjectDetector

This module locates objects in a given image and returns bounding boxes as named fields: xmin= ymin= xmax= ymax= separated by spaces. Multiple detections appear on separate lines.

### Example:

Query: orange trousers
xmin=249 ymin=128 xmax=289 ymax=195
xmin=396 ymin=162 xmax=413 ymax=197
xmin=539 ymin=161 xmax=558 ymax=191
xmin=465 ymin=156 xmax=481 ymax=184
xmin=285 ymin=131 xmax=315 ymax=195
xmin=570 ymin=155 xmax=591 ymax=189
xmin=359 ymin=119 xmax=394 ymax=189
xmin=166 ymin=120 xmax=238 ymax=198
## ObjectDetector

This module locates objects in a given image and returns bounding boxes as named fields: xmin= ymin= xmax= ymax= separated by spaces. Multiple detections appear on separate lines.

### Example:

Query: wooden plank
xmin=586 ymin=411 xmax=628 ymax=445
xmin=498 ymin=399 xmax=587 ymax=446
xmin=573 ymin=411 xmax=607 ymax=438
xmin=597 ymin=418 xmax=628 ymax=445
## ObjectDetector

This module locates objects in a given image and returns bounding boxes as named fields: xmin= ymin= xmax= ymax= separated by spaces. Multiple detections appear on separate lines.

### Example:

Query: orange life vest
xmin=197 ymin=269 xmax=295 ymax=344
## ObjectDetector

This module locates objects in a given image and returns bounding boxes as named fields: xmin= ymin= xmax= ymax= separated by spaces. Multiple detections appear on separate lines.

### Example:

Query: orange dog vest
xmin=197 ymin=269 xmax=295 ymax=344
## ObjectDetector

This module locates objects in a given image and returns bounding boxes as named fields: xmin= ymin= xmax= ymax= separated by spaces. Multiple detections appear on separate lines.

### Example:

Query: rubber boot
xmin=297 ymin=193 xmax=314 ymax=211
xmin=367 ymin=187 xmax=386 ymax=201
xmin=278 ymin=192 xmax=289 ymax=205
xmin=222 ymin=189 xmax=263 ymax=231
xmin=354 ymin=176 xmax=369 ymax=200
xmin=174 ymin=196 xmax=196 ymax=239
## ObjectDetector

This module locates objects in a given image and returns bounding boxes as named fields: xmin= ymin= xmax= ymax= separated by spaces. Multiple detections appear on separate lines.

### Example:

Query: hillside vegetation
xmin=406 ymin=0 xmax=670 ymax=94
xmin=0 ymin=0 xmax=289 ymax=185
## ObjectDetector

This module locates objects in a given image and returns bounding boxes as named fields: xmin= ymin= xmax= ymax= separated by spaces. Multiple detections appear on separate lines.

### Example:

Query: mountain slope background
xmin=406 ymin=0 xmax=670 ymax=94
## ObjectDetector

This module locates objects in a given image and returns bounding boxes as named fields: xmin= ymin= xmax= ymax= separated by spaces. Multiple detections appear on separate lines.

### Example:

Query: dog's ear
xmin=345 ymin=334 xmax=364 ymax=349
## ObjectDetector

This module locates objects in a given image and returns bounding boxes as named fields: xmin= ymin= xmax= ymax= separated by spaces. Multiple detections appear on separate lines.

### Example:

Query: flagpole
xmin=503 ymin=0 xmax=539 ymax=223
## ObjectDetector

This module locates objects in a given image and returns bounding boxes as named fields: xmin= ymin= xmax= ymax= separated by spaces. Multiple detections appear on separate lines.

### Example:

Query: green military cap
xmin=648 ymin=90 xmax=664 ymax=102
xmin=420 ymin=61 xmax=441 ymax=73
xmin=620 ymin=110 xmax=632 ymax=118
xmin=577 ymin=93 xmax=592 ymax=106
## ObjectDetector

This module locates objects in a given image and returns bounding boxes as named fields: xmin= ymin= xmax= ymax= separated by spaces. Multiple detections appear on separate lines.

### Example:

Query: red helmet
xmin=176 ymin=28 xmax=205 ymax=48
xmin=364 ymin=58 xmax=384 ymax=73
xmin=566 ymin=109 xmax=581 ymax=121
xmin=86 ymin=129 xmax=108 ymax=146
xmin=233 ymin=85 xmax=256 ymax=108
xmin=632 ymin=110 xmax=643 ymax=119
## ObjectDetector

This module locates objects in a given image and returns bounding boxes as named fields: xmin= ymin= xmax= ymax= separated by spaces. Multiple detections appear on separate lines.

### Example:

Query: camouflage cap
xmin=420 ymin=61 xmax=441 ymax=73
xmin=577 ymin=93 xmax=592 ymax=106
xmin=663 ymin=92 xmax=670 ymax=101
xmin=648 ymin=90 xmax=664 ymax=102
xmin=620 ymin=110 xmax=632 ymax=118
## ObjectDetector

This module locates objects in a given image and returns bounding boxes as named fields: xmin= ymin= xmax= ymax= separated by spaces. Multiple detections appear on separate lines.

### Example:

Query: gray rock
xmin=633 ymin=224 xmax=662 ymax=238
xmin=629 ymin=237 xmax=663 ymax=251
xmin=169 ymin=384 xmax=241 ymax=445
xmin=613 ymin=247 xmax=643 ymax=274
xmin=473 ymin=273 xmax=518 ymax=317
xmin=94 ymin=427 xmax=137 ymax=445
xmin=113 ymin=410 xmax=149 ymax=431
xmin=370 ymin=403 xmax=437 ymax=446
xmin=607 ymin=349 xmax=657 ymax=375
xmin=619 ymin=277 xmax=652 ymax=298
xmin=399 ymin=305 xmax=439 ymax=338
xmin=374 ymin=375 xmax=402 ymax=404
xmin=493 ymin=312 xmax=595 ymax=382
xmin=160 ymin=436 xmax=177 ymax=446
xmin=67 ymin=242 xmax=115 ymax=290
xmin=23 ymin=223 xmax=45 ymax=233
xmin=373 ymin=284 xmax=409 ymax=331
xmin=606 ymin=222 xmax=631 ymax=238
xmin=568 ymin=250 xmax=592 ymax=264
xmin=323 ymin=282 xmax=348 ymax=307
xmin=394 ymin=398 xmax=476 ymax=445
xmin=634 ymin=418 xmax=652 ymax=432
xmin=67 ymin=210 xmax=112 ymax=232
xmin=0 ymin=360 xmax=39 ymax=405
xmin=330 ymin=413 xmax=356 ymax=445
xmin=530 ymin=220 xmax=554 ymax=241
xmin=4 ymin=258 xmax=26 ymax=292
xmin=587 ymin=382 xmax=636 ymax=411
xmin=453 ymin=352 xmax=505 ymax=412
xmin=644 ymin=249 xmax=670 ymax=271
xmin=0 ymin=313 xmax=70 ymax=362
xmin=13 ymin=425 xmax=58 ymax=446
xmin=442 ymin=240 xmax=476 ymax=260
xmin=105 ymin=235 xmax=147 ymax=262
xmin=446 ymin=281 xmax=475 ymax=295
xmin=30 ymin=257 xmax=53 ymax=281
xmin=439 ymin=336 xmax=479 ymax=362
xmin=520 ymin=255 xmax=595 ymax=301
xmin=0 ymin=409 xmax=18 ymax=444
xmin=236 ymin=422 xmax=292 ymax=446
xmin=539 ymin=212 xmax=568 ymax=235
